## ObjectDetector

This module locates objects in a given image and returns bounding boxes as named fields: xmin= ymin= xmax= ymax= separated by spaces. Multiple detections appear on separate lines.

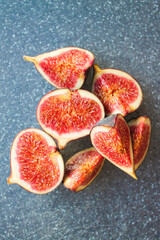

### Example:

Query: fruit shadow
xmin=82 ymin=66 xmax=94 ymax=92
xmin=60 ymin=135 xmax=92 ymax=163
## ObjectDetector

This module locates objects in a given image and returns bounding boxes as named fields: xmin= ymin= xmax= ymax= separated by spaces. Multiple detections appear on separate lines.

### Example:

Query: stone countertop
xmin=0 ymin=1 xmax=159 ymax=239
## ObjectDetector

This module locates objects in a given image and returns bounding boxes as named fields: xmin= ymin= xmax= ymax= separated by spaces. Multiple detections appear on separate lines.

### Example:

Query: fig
xmin=37 ymin=89 xmax=105 ymax=149
xmin=128 ymin=116 xmax=151 ymax=170
xmin=63 ymin=147 xmax=105 ymax=192
xmin=92 ymin=65 xmax=143 ymax=116
xmin=90 ymin=114 xmax=137 ymax=179
xmin=7 ymin=128 xmax=64 ymax=194
xmin=23 ymin=47 xmax=94 ymax=90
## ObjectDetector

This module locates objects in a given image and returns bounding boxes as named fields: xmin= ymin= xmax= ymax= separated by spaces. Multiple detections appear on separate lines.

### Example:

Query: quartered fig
xmin=63 ymin=147 xmax=105 ymax=192
xmin=37 ymin=89 xmax=105 ymax=149
xmin=23 ymin=47 xmax=94 ymax=90
xmin=7 ymin=128 xmax=64 ymax=194
xmin=92 ymin=65 xmax=143 ymax=116
xmin=128 ymin=116 xmax=151 ymax=170
xmin=90 ymin=114 xmax=137 ymax=179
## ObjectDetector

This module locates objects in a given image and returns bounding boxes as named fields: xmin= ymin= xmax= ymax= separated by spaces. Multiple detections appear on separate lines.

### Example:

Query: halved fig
xmin=90 ymin=114 xmax=137 ymax=179
xmin=128 ymin=116 xmax=151 ymax=170
xmin=23 ymin=47 xmax=94 ymax=90
xmin=92 ymin=65 xmax=143 ymax=116
xmin=7 ymin=128 xmax=64 ymax=194
xmin=63 ymin=147 xmax=105 ymax=192
xmin=37 ymin=89 xmax=105 ymax=149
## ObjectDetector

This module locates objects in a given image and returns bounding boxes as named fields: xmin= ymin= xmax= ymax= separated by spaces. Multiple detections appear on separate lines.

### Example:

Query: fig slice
xmin=128 ymin=116 xmax=151 ymax=170
xmin=63 ymin=147 xmax=105 ymax=192
xmin=90 ymin=114 xmax=137 ymax=179
xmin=37 ymin=89 xmax=105 ymax=149
xmin=7 ymin=128 xmax=64 ymax=194
xmin=23 ymin=47 xmax=94 ymax=90
xmin=92 ymin=65 xmax=143 ymax=116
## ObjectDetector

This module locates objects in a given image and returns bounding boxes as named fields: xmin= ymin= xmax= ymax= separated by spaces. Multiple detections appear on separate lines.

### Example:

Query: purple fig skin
xmin=94 ymin=114 xmax=118 ymax=128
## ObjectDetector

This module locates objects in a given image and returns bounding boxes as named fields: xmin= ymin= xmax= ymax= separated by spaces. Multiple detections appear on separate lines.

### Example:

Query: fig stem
xmin=94 ymin=64 xmax=101 ymax=73
xmin=128 ymin=171 xmax=138 ymax=180
xmin=23 ymin=55 xmax=36 ymax=63
xmin=58 ymin=138 xmax=69 ymax=149
xmin=7 ymin=175 xmax=16 ymax=184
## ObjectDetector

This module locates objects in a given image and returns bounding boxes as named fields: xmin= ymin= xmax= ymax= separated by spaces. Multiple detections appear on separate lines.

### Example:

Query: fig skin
xmin=92 ymin=65 xmax=143 ymax=116
xmin=128 ymin=116 xmax=151 ymax=170
xmin=36 ymin=88 xmax=105 ymax=149
xmin=23 ymin=47 xmax=94 ymax=90
xmin=7 ymin=128 xmax=64 ymax=194
xmin=63 ymin=147 xmax=105 ymax=192
xmin=90 ymin=114 xmax=137 ymax=179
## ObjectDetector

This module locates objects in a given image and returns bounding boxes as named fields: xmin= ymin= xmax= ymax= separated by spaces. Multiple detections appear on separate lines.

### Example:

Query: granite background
xmin=0 ymin=0 xmax=160 ymax=239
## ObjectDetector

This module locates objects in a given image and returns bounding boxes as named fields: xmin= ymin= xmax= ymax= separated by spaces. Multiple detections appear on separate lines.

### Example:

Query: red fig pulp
xmin=7 ymin=128 xmax=64 ymax=194
xmin=92 ymin=65 xmax=143 ymax=116
xmin=90 ymin=114 xmax=137 ymax=179
xmin=128 ymin=116 xmax=151 ymax=170
xmin=37 ymin=89 xmax=105 ymax=149
xmin=63 ymin=147 xmax=104 ymax=192
xmin=23 ymin=47 xmax=94 ymax=90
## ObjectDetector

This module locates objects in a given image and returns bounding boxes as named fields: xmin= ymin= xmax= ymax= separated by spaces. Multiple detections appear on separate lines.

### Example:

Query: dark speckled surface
xmin=0 ymin=0 xmax=160 ymax=239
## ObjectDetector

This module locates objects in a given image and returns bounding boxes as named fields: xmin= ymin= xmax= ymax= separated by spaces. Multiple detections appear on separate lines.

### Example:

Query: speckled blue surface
xmin=0 ymin=0 xmax=160 ymax=239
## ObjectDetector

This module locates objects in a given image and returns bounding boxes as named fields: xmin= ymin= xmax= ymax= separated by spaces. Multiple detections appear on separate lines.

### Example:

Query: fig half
xmin=92 ymin=65 xmax=143 ymax=116
xmin=37 ymin=89 xmax=105 ymax=149
xmin=90 ymin=114 xmax=137 ymax=179
xmin=63 ymin=147 xmax=104 ymax=192
xmin=7 ymin=128 xmax=64 ymax=194
xmin=128 ymin=116 xmax=151 ymax=170
xmin=23 ymin=47 xmax=94 ymax=90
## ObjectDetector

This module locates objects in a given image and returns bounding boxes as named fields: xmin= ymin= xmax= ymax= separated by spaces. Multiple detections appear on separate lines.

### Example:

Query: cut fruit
xmin=63 ymin=147 xmax=104 ymax=192
xmin=90 ymin=114 xmax=137 ymax=179
xmin=92 ymin=65 xmax=143 ymax=116
xmin=23 ymin=47 xmax=94 ymax=90
xmin=37 ymin=89 xmax=105 ymax=149
xmin=7 ymin=128 xmax=64 ymax=194
xmin=128 ymin=116 xmax=151 ymax=170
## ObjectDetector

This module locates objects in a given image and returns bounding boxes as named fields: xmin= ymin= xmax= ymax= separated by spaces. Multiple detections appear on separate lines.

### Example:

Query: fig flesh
xmin=128 ymin=116 xmax=151 ymax=170
xmin=7 ymin=128 xmax=64 ymax=194
xmin=63 ymin=147 xmax=104 ymax=192
xmin=90 ymin=114 xmax=137 ymax=179
xmin=23 ymin=47 xmax=94 ymax=90
xmin=92 ymin=65 xmax=143 ymax=116
xmin=37 ymin=89 xmax=105 ymax=149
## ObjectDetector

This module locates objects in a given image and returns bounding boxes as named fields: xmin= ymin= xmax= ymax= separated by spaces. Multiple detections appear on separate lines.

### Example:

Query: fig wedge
xmin=7 ymin=128 xmax=64 ymax=194
xmin=90 ymin=114 xmax=137 ymax=179
xmin=128 ymin=116 xmax=151 ymax=170
xmin=63 ymin=147 xmax=104 ymax=192
xmin=92 ymin=65 xmax=143 ymax=116
xmin=23 ymin=47 xmax=94 ymax=90
xmin=37 ymin=89 xmax=105 ymax=149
